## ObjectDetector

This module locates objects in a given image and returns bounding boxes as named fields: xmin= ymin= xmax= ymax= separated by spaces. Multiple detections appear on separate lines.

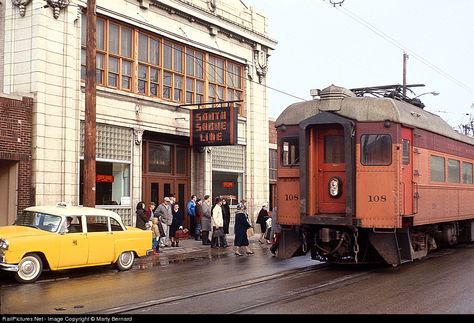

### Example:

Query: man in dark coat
xmin=220 ymin=198 xmax=230 ymax=247
xmin=221 ymin=198 xmax=231 ymax=234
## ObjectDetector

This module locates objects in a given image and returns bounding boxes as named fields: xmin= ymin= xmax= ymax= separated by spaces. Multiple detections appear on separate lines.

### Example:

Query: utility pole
xmin=402 ymin=52 xmax=409 ymax=96
xmin=84 ymin=0 xmax=97 ymax=207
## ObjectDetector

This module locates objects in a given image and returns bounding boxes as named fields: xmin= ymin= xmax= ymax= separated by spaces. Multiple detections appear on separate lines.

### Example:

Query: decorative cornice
xmin=46 ymin=0 xmax=70 ymax=19
xmin=149 ymin=0 xmax=276 ymax=49
xmin=11 ymin=0 xmax=32 ymax=17
xmin=207 ymin=0 xmax=216 ymax=13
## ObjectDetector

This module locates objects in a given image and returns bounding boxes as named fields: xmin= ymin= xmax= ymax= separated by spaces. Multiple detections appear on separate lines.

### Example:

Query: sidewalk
xmin=134 ymin=233 xmax=271 ymax=268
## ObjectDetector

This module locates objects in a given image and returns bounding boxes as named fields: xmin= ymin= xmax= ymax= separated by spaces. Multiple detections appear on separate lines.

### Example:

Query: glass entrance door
xmin=144 ymin=178 xmax=173 ymax=205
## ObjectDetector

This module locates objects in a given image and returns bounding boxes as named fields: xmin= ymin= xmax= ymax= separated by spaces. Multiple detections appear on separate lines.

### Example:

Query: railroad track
xmin=98 ymin=263 xmax=373 ymax=314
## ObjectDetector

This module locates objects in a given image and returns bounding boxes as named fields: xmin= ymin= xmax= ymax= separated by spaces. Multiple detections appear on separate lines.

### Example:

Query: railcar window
xmin=402 ymin=139 xmax=410 ymax=165
xmin=430 ymin=155 xmax=445 ymax=182
xmin=324 ymin=136 xmax=345 ymax=163
xmin=281 ymin=138 xmax=299 ymax=166
xmin=448 ymin=159 xmax=460 ymax=183
xmin=462 ymin=162 xmax=473 ymax=184
xmin=360 ymin=134 xmax=392 ymax=166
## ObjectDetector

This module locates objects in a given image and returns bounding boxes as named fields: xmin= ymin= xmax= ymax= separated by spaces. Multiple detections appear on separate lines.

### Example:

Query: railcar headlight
xmin=0 ymin=238 xmax=9 ymax=250
xmin=329 ymin=177 xmax=342 ymax=198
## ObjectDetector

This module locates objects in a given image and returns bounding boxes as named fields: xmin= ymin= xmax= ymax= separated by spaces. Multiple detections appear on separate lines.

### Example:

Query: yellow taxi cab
xmin=0 ymin=203 xmax=152 ymax=283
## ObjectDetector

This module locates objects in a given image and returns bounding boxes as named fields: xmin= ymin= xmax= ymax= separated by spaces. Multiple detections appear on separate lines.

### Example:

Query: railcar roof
xmin=275 ymin=85 xmax=474 ymax=145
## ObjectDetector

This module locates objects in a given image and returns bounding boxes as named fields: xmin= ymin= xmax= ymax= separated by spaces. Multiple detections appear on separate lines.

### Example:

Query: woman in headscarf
xmin=135 ymin=201 xmax=147 ymax=230
xmin=233 ymin=203 xmax=254 ymax=256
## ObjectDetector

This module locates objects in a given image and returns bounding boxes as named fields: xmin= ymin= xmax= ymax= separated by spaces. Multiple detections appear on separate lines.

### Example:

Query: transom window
xmin=81 ymin=15 xmax=245 ymax=115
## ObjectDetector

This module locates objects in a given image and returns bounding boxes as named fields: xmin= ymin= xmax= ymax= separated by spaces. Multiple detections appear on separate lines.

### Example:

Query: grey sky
xmin=247 ymin=0 xmax=474 ymax=128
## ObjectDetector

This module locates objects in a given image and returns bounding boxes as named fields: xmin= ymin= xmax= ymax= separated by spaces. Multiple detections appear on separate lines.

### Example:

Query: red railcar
xmin=275 ymin=85 xmax=474 ymax=265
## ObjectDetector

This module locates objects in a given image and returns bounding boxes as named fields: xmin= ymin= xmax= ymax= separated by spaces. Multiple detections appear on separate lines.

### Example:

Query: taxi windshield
xmin=15 ymin=211 xmax=62 ymax=233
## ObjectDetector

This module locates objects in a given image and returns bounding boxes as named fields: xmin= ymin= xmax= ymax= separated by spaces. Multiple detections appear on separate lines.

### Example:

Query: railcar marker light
xmin=329 ymin=177 xmax=342 ymax=198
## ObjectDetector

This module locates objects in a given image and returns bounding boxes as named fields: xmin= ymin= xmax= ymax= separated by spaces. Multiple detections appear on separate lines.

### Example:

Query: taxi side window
xmin=111 ymin=218 xmax=124 ymax=231
xmin=86 ymin=215 xmax=109 ymax=232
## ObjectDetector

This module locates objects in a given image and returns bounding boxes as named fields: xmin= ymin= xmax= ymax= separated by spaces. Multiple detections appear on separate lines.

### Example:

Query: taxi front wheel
xmin=15 ymin=254 xmax=43 ymax=283
xmin=116 ymin=251 xmax=134 ymax=271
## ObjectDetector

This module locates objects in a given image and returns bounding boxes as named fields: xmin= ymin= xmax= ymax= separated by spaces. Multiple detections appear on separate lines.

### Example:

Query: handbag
xmin=175 ymin=228 xmax=189 ymax=239
xmin=212 ymin=227 xmax=224 ymax=238
xmin=246 ymin=227 xmax=254 ymax=238
xmin=264 ymin=227 xmax=272 ymax=241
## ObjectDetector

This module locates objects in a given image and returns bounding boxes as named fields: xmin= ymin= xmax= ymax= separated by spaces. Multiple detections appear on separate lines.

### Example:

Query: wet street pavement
xmin=2 ymin=235 xmax=474 ymax=314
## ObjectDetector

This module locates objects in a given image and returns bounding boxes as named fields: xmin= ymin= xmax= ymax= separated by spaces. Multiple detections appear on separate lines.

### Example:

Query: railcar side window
xmin=281 ymin=138 xmax=299 ymax=166
xmin=448 ymin=159 xmax=460 ymax=183
xmin=462 ymin=162 xmax=473 ymax=184
xmin=402 ymin=139 xmax=410 ymax=165
xmin=430 ymin=155 xmax=445 ymax=182
xmin=360 ymin=134 xmax=392 ymax=166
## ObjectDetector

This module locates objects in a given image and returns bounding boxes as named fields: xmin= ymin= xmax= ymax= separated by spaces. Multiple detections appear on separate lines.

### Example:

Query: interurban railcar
xmin=275 ymin=85 xmax=474 ymax=266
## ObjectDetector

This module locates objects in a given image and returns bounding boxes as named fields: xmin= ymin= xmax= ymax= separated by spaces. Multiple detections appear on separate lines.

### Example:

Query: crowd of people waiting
xmin=135 ymin=195 xmax=267 ymax=256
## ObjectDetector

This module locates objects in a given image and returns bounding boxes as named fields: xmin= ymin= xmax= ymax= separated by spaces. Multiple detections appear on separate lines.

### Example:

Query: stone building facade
xmin=0 ymin=0 xmax=276 ymax=225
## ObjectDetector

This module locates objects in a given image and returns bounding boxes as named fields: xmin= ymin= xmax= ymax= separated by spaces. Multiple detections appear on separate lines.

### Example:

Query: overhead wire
xmin=173 ymin=32 xmax=307 ymax=103
xmin=328 ymin=3 xmax=474 ymax=96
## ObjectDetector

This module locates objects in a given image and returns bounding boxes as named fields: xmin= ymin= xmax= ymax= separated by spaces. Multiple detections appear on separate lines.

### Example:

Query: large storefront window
xmin=79 ymin=161 xmax=130 ymax=206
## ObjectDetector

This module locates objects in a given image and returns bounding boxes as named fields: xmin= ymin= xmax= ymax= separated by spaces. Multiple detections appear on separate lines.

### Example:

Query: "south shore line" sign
xmin=190 ymin=106 xmax=238 ymax=146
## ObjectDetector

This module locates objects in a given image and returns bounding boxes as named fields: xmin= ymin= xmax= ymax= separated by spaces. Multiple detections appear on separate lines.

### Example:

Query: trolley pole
xmin=402 ymin=52 xmax=408 ymax=96
xmin=84 ymin=0 xmax=97 ymax=207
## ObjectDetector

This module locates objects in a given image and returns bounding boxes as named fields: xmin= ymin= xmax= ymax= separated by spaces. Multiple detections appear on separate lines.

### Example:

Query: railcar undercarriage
xmin=284 ymin=221 xmax=474 ymax=265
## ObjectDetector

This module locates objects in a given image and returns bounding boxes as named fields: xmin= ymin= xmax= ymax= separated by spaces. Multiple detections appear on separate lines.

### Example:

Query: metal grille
xmin=212 ymin=145 xmax=244 ymax=171
xmin=80 ymin=122 xmax=132 ymax=161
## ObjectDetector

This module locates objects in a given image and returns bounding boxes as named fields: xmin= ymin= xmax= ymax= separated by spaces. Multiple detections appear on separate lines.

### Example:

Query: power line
xmin=175 ymin=28 xmax=307 ymax=103
xmin=327 ymin=3 xmax=474 ymax=96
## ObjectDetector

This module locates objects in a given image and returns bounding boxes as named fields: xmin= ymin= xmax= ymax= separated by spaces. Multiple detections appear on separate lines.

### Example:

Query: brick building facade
xmin=0 ymin=94 xmax=33 ymax=225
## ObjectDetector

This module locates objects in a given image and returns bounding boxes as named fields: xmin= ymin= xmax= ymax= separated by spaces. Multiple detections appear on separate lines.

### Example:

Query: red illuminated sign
xmin=96 ymin=175 xmax=114 ymax=183
xmin=222 ymin=181 xmax=234 ymax=188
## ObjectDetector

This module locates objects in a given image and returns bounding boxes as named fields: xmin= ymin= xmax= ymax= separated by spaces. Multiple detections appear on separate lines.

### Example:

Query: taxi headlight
xmin=0 ymin=238 xmax=9 ymax=250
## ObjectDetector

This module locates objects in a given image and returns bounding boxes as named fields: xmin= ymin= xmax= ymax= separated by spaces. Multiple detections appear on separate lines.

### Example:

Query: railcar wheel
xmin=116 ymin=251 xmax=135 ymax=271
xmin=15 ymin=254 xmax=43 ymax=283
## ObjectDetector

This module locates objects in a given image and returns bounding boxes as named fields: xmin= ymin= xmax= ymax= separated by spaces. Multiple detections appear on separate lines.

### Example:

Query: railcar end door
xmin=317 ymin=127 xmax=346 ymax=213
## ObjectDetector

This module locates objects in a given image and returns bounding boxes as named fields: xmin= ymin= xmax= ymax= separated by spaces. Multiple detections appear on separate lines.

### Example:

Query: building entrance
xmin=142 ymin=136 xmax=191 ymax=226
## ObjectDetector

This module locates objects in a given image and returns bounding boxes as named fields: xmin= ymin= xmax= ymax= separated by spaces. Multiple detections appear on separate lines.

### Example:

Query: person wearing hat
xmin=145 ymin=201 xmax=156 ymax=229
xmin=256 ymin=203 xmax=271 ymax=244
xmin=234 ymin=203 xmax=254 ymax=256
xmin=154 ymin=196 xmax=173 ymax=247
